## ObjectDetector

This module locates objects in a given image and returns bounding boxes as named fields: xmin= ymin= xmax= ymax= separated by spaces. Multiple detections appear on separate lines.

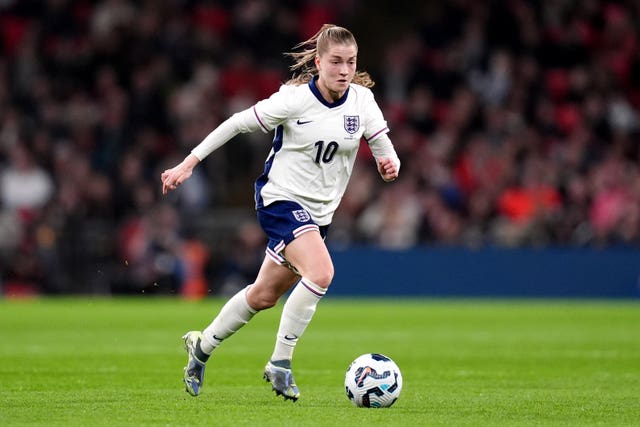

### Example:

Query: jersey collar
xmin=309 ymin=75 xmax=349 ymax=108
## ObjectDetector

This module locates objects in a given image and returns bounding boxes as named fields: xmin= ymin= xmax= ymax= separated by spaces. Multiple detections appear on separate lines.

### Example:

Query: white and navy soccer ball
xmin=344 ymin=353 xmax=403 ymax=408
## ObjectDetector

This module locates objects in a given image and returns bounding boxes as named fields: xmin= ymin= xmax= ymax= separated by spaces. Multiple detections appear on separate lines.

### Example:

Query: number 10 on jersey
xmin=314 ymin=140 xmax=339 ymax=164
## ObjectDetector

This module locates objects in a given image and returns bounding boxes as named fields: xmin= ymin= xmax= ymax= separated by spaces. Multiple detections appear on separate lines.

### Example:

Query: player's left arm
xmin=362 ymin=89 xmax=400 ymax=182
xmin=369 ymin=134 xmax=400 ymax=182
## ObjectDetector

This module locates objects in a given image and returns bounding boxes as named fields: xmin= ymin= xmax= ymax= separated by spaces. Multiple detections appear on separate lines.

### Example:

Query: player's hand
xmin=377 ymin=157 xmax=399 ymax=182
xmin=161 ymin=154 xmax=200 ymax=194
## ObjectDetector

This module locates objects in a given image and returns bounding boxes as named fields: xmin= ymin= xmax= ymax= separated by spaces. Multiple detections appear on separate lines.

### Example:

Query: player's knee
xmin=306 ymin=267 xmax=334 ymax=289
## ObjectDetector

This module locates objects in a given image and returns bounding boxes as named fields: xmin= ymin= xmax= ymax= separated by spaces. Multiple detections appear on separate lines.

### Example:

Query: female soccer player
xmin=161 ymin=24 xmax=400 ymax=401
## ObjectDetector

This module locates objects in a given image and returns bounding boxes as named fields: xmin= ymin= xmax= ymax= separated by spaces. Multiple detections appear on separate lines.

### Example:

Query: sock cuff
xmin=194 ymin=338 xmax=210 ymax=362
xmin=299 ymin=278 xmax=327 ymax=298
xmin=270 ymin=359 xmax=292 ymax=369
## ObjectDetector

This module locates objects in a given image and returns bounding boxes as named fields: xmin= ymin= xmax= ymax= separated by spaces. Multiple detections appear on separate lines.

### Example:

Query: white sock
xmin=200 ymin=285 xmax=257 ymax=354
xmin=270 ymin=278 xmax=327 ymax=362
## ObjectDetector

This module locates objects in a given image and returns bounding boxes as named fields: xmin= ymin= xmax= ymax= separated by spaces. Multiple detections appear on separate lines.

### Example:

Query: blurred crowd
xmin=0 ymin=0 xmax=639 ymax=295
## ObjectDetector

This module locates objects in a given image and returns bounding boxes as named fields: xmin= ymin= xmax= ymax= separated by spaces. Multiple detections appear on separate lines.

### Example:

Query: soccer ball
xmin=344 ymin=353 xmax=403 ymax=408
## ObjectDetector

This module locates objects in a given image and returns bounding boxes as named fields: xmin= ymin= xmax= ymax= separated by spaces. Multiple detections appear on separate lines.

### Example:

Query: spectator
xmin=0 ymin=142 xmax=54 ymax=214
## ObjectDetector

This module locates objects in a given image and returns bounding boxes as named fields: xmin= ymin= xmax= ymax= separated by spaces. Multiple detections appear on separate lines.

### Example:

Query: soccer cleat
xmin=263 ymin=360 xmax=300 ymax=401
xmin=182 ymin=331 xmax=206 ymax=396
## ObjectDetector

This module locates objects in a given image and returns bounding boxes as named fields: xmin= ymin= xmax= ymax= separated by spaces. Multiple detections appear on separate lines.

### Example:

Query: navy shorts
xmin=257 ymin=200 xmax=328 ymax=268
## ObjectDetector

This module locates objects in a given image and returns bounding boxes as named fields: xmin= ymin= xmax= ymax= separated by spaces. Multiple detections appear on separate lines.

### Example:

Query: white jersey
xmin=251 ymin=77 xmax=390 ymax=225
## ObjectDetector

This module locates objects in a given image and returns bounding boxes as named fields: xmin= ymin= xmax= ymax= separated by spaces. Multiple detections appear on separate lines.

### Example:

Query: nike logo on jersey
xmin=296 ymin=119 xmax=313 ymax=125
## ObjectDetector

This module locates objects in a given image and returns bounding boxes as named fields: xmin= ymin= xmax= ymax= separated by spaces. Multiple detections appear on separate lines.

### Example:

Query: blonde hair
xmin=285 ymin=24 xmax=374 ymax=88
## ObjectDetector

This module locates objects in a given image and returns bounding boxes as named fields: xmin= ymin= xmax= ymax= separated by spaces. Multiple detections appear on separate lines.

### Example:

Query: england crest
xmin=292 ymin=209 xmax=311 ymax=222
xmin=344 ymin=115 xmax=360 ymax=134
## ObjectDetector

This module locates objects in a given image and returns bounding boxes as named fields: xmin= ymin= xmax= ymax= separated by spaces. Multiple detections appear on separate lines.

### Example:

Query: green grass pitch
xmin=1 ymin=297 xmax=639 ymax=426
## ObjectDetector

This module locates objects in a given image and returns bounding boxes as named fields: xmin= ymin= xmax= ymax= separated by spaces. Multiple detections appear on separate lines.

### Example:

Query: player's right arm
xmin=161 ymin=108 xmax=257 ymax=194
xmin=161 ymin=102 xmax=267 ymax=194
xmin=161 ymin=107 xmax=257 ymax=194
xmin=161 ymin=85 xmax=292 ymax=195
